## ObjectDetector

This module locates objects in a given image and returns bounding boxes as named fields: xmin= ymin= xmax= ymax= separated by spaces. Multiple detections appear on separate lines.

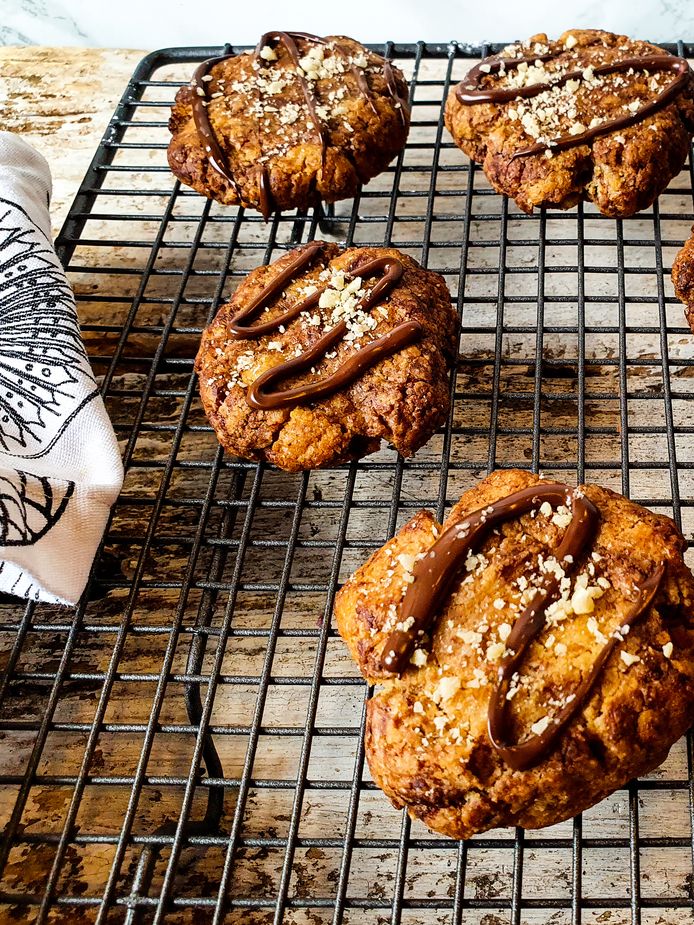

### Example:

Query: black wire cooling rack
xmin=1 ymin=39 xmax=694 ymax=925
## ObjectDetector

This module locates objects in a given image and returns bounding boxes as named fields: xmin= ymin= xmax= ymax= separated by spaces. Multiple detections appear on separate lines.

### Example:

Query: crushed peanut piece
xmin=433 ymin=675 xmax=461 ymax=703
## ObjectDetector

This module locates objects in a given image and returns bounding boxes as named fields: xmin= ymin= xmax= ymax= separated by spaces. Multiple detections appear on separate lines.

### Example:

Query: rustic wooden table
xmin=0 ymin=44 xmax=692 ymax=925
xmin=0 ymin=46 xmax=145 ymax=234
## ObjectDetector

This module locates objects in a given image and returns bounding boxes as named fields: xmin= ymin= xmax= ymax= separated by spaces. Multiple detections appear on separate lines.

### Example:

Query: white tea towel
xmin=0 ymin=132 xmax=123 ymax=604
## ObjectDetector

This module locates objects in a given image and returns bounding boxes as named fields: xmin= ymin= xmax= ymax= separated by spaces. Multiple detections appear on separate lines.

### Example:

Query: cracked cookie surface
xmin=445 ymin=29 xmax=694 ymax=217
xmin=195 ymin=241 xmax=456 ymax=471
xmin=672 ymin=228 xmax=694 ymax=332
xmin=334 ymin=468 xmax=694 ymax=839
xmin=168 ymin=32 xmax=410 ymax=217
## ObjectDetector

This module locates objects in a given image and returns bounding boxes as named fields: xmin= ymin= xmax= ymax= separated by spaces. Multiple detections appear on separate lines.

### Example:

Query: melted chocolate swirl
xmin=227 ymin=243 xmax=423 ymax=411
xmin=378 ymin=481 xmax=665 ymax=770
xmin=191 ymin=55 xmax=244 ymax=197
xmin=455 ymin=50 xmax=690 ymax=159
xmin=255 ymin=32 xmax=330 ymax=166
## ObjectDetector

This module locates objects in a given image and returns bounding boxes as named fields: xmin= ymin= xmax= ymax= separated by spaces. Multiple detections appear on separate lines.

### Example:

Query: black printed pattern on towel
xmin=0 ymin=560 xmax=46 ymax=601
xmin=0 ymin=470 xmax=74 ymax=547
xmin=0 ymin=198 xmax=98 ymax=459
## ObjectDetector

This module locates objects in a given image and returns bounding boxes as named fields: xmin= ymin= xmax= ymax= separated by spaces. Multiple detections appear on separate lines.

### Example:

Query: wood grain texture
xmin=0 ymin=46 xmax=145 ymax=234
xmin=0 ymin=47 xmax=691 ymax=924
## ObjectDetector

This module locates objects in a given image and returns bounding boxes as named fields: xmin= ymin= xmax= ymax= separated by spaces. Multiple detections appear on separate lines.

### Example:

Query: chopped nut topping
xmin=586 ymin=615 xmax=608 ymax=645
xmin=279 ymin=103 xmax=301 ymax=125
xmin=571 ymin=579 xmax=604 ymax=615
xmin=484 ymin=46 xmax=675 ymax=153
xmin=551 ymin=505 xmax=572 ymax=528
xmin=466 ymin=667 xmax=488 ymax=689
xmin=432 ymin=675 xmax=461 ymax=703
xmin=498 ymin=622 xmax=512 ymax=642
xmin=396 ymin=615 xmax=415 ymax=633
xmin=460 ymin=628 xmax=484 ymax=648
xmin=486 ymin=641 xmax=506 ymax=663
xmin=396 ymin=552 xmax=416 ymax=573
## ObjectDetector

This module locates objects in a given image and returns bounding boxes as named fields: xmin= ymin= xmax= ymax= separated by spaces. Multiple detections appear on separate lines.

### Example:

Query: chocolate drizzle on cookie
xmin=227 ymin=242 xmax=424 ymax=410
xmin=256 ymin=167 xmax=273 ymax=223
xmin=378 ymin=482 xmax=666 ymax=770
xmin=257 ymin=30 xmax=385 ymax=116
xmin=189 ymin=34 xmax=409 ymax=220
xmin=255 ymin=32 xmax=330 ymax=170
xmin=455 ymin=50 xmax=690 ymax=159
xmin=191 ymin=55 xmax=244 ymax=198
xmin=488 ymin=561 xmax=664 ymax=770
xmin=383 ymin=59 xmax=410 ymax=127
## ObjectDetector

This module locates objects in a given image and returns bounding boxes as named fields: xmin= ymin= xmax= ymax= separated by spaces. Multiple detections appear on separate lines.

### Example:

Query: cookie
xmin=444 ymin=29 xmax=694 ymax=217
xmin=672 ymin=227 xmax=694 ymax=332
xmin=334 ymin=468 xmax=694 ymax=839
xmin=168 ymin=32 xmax=410 ymax=219
xmin=195 ymin=241 xmax=457 ymax=471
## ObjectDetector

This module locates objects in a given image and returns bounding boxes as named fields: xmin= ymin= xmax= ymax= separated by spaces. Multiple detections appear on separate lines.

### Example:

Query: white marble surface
xmin=1 ymin=0 xmax=693 ymax=47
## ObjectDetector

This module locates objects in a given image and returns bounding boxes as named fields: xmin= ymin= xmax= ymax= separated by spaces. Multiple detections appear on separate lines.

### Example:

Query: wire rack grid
xmin=0 ymin=39 xmax=693 ymax=925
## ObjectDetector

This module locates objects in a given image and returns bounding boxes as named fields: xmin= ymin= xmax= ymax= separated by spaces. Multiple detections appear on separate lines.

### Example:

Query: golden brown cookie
xmin=444 ymin=29 xmax=694 ymax=217
xmin=168 ymin=32 xmax=410 ymax=218
xmin=334 ymin=469 xmax=694 ymax=839
xmin=672 ymin=227 xmax=694 ymax=332
xmin=195 ymin=241 xmax=457 ymax=471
